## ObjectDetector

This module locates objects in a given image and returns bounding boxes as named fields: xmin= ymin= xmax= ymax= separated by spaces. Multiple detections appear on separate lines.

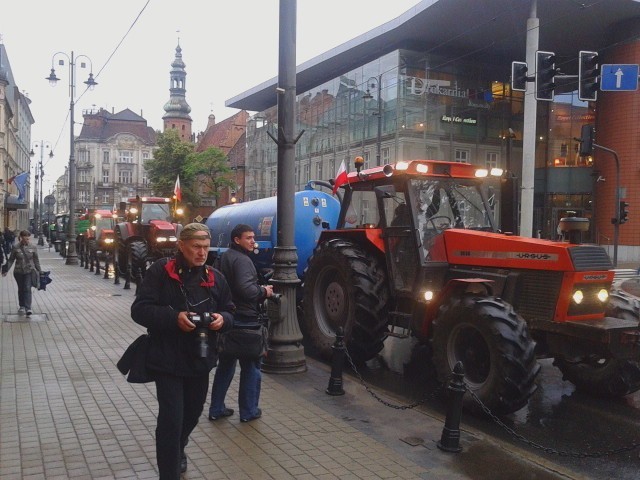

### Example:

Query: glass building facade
xmin=244 ymin=48 xmax=594 ymax=240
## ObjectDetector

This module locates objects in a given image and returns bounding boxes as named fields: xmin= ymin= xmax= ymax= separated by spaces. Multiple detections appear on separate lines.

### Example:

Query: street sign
xmin=600 ymin=64 xmax=639 ymax=91
xmin=44 ymin=194 xmax=56 ymax=206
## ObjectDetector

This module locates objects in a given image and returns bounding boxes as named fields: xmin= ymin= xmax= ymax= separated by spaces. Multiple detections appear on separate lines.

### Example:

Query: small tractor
xmin=77 ymin=209 xmax=118 ymax=276
xmin=114 ymin=196 xmax=182 ymax=289
xmin=303 ymin=159 xmax=640 ymax=414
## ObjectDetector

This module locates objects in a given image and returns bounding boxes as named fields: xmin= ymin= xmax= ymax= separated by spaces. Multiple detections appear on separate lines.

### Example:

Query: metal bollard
xmin=326 ymin=327 xmax=346 ymax=396
xmin=437 ymin=361 xmax=465 ymax=453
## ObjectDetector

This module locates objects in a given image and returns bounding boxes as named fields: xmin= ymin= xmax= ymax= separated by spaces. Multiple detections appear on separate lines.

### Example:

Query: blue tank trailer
xmin=205 ymin=183 xmax=340 ymax=278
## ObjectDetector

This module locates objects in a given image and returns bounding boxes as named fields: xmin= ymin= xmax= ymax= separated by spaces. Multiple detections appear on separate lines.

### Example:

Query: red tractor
xmin=303 ymin=159 xmax=640 ymax=414
xmin=77 ymin=209 xmax=118 ymax=277
xmin=114 ymin=196 xmax=182 ymax=289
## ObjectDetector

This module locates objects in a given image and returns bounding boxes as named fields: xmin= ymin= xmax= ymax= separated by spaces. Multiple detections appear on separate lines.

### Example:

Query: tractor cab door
xmin=379 ymin=191 xmax=419 ymax=293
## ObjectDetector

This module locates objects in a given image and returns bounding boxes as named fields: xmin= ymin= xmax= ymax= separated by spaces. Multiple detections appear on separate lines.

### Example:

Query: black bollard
xmin=437 ymin=361 xmax=465 ymax=453
xmin=326 ymin=327 xmax=346 ymax=396
xmin=113 ymin=258 xmax=120 ymax=285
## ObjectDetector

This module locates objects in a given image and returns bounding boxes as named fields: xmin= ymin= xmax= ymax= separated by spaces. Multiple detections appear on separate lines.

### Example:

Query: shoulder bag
xmin=116 ymin=333 xmax=155 ymax=383
xmin=217 ymin=324 xmax=268 ymax=359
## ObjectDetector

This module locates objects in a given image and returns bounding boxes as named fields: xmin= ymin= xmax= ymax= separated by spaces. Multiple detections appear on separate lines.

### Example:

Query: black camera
xmin=189 ymin=313 xmax=214 ymax=358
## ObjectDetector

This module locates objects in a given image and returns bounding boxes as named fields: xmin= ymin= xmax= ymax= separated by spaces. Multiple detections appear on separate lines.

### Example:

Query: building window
xmin=78 ymin=190 xmax=89 ymax=204
xmin=486 ymin=152 xmax=499 ymax=169
xmin=102 ymin=170 xmax=109 ymax=183
xmin=381 ymin=147 xmax=390 ymax=164
xmin=102 ymin=192 xmax=110 ymax=205
xmin=119 ymin=170 xmax=132 ymax=184
xmin=78 ymin=170 xmax=89 ymax=183
xmin=303 ymin=162 xmax=310 ymax=183
xmin=363 ymin=151 xmax=371 ymax=169
xmin=142 ymin=172 xmax=149 ymax=185
xmin=315 ymin=161 xmax=323 ymax=180
xmin=119 ymin=151 xmax=133 ymax=163
xmin=78 ymin=150 xmax=90 ymax=163
xmin=103 ymin=151 xmax=110 ymax=164
xmin=142 ymin=152 xmax=150 ymax=160
xmin=454 ymin=149 xmax=470 ymax=163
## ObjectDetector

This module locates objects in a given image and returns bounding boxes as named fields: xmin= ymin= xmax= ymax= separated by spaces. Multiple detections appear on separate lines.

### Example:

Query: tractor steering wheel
xmin=427 ymin=215 xmax=452 ymax=231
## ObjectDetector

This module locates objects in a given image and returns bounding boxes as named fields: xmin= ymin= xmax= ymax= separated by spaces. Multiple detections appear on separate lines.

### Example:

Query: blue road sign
xmin=600 ymin=64 xmax=639 ymax=91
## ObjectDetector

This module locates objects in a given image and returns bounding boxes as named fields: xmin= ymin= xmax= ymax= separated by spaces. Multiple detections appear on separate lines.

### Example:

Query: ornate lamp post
xmin=45 ymin=51 xmax=97 ymax=265
xmin=363 ymin=75 xmax=382 ymax=166
xmin=29 ymin=142 xmax=53 ymax=246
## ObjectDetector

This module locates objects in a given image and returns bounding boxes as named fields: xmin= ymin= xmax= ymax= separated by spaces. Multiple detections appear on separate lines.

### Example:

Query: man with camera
xmin=131 ymin=223 xmax=234 ymax=479
xmin=209 ymin=223 xmax=273 ymax=423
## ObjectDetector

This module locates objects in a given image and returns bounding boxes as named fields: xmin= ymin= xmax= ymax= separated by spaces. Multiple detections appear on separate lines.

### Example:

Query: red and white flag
xmin=173 ymin=175 xmax=182 ymax=202
xmin=332 ymin=160 xmax=348 ymax=194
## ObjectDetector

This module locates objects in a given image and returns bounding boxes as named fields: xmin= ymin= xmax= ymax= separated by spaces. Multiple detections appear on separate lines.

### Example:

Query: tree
xmin=183 ymin=147 xmax=235 ymax=206
xmin=144 ymin=130 xmax=193 ymax=198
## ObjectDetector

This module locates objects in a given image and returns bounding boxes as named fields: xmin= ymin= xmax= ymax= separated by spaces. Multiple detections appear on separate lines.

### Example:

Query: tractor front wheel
xmin=432 ymin=295 xmax=540 ymax=414
xmin=128 ymin=241 xmax=149 ymax=280
xmin=303 ymin=239 xmax=389 ymax=362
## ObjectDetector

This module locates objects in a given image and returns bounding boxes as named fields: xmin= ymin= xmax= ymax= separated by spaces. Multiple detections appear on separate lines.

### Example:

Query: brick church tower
xmin=162 ymin=43 xmax=192 ymax=140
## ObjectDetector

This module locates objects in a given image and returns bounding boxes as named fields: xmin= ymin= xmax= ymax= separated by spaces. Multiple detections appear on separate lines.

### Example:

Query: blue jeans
xmin=14 ymin=272 xmax=32 ymax=309
xmin=210 ymin=354 xmax=262 ymax=420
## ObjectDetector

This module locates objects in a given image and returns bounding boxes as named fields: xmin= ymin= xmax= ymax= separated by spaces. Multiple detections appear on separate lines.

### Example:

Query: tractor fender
xmin=421 ymin=278 xmax=495 ymax=338
xmin=115 ymin=222 xmax=134 ymax=242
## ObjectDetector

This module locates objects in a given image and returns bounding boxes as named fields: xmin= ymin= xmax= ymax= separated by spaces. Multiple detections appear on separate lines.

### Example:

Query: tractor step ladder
xmin=386 ymin=311 xmax=412 ymax=339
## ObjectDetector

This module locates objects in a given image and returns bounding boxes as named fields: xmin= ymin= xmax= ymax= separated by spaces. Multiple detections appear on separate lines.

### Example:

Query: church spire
xmin=163 ymin=44 xmax=192 ymax=141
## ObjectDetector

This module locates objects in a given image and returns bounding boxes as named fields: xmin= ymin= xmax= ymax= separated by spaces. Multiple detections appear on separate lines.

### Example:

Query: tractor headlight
xmin=572 ymin=290 xmax=584 ymax=304
xmin=104 ymin=238 xmax=114 ymax=244
xmin=169 ymin=236 xmax=177 ymax=242
xmin=423 ymin=290 xmax=434 ymax=302
xmin=597 ymin=289 xmax=609 ymax=302
xmin=157 ymin=236 xmax=168 ymax=243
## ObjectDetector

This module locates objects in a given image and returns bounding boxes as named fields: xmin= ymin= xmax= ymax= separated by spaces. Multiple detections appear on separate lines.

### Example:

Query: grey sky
xmin=2 ymin=0 xmax=420 ymax=195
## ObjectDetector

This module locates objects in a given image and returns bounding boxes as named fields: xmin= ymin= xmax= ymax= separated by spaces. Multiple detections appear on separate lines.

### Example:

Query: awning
xmin=5 ymin=195 xmax=28 ymax=210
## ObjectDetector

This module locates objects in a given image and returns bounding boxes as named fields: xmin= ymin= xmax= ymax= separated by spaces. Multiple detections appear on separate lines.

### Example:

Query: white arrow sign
xmin=615 ymin=68 xmax=624 ymax=89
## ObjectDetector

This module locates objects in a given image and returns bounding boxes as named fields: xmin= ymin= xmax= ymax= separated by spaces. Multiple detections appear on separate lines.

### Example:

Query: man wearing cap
xmin=131 ymin=223 xmax=234 ymax=479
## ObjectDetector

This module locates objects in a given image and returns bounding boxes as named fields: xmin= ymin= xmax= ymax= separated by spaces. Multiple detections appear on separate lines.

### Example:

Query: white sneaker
xmin=18 ymin=307 xmax=25 ymax=315
xmin=26 ymin=309 xmax=33 ymax=316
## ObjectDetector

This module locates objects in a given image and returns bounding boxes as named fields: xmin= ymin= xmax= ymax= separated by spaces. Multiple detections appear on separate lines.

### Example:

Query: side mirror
xmin=374 ymin=185 xmax=396 ymax=199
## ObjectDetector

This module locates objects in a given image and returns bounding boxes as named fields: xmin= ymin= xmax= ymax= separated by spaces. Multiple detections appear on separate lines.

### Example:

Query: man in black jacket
xmin=209 ymin=223 xmax=272 ymax=423
xmin=131 ymin=223 xmax=234 ymax=479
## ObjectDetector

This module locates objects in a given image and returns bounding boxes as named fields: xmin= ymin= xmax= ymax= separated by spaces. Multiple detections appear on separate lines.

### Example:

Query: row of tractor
xmin=63 ymin=158 xmax=640 ymax=415
xmin=58 ymin=196 xmax=183 ymax=285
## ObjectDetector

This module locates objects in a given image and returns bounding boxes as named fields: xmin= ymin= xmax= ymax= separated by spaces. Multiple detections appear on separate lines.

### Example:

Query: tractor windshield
xmin=140 ymin=203 xmax=171 ymax=224
xmin=95 ymin=218 xmax=113 ymax=231
xmin=411 ymin=178 xmax=494 ymax=233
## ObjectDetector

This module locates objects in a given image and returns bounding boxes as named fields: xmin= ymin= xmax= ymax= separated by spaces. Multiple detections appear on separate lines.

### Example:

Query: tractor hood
xmin=432 ymin=230 xmax=613 ymax=272
xmin=149 ymin=219 xmax=176 ymax=233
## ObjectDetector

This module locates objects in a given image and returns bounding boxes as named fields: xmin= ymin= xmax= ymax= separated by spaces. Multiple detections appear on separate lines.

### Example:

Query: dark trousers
xmin=13 ymin=272 xmax=32 ymax=309
xmin=154 ymin=372 xmax=210 ymax=480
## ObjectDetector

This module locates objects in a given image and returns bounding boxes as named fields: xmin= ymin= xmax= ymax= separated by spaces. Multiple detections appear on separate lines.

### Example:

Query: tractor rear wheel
xmin=303 ymin=239 xmax=389 ymax=362
xmin=432 ymin=295 xmax=540 ymax=414
xmin=553 ymin=291 xmax=640 ymax=397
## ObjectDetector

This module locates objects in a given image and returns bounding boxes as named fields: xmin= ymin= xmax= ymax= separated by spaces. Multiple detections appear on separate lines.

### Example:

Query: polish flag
xmin=332 ymin=160 xmax=348 ymax=194
xmin=173 ymin=175 xmax=182 ymax=202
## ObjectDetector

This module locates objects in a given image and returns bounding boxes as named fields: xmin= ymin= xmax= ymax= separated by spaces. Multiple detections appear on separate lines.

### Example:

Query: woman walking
xmin=2 ymin=230 xmax=41 ymax=316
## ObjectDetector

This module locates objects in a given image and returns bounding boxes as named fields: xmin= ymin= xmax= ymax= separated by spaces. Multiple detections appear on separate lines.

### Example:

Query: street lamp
xmin=45 ymin=51 xmax=97 ymax=265
xmin=30 ymin=142 xmax=53 ymax=246
xmin=363 ymin=75 xmax=382 ymax=166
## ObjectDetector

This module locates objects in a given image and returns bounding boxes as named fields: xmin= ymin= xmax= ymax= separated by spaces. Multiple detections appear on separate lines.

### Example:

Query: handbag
xmin=116 ymin=333 xmax=155 ymax=383
xmin=31 ymin=269 xmax=39 ymax=289
xmin=217 ymin=324 xmax=268 ymax=359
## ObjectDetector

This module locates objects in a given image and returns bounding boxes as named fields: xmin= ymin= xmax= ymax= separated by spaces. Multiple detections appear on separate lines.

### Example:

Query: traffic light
xmin=535 ymin=51 xmax=556 ymax=101
xmin=511 ymin=61 xmax=528 ymax=91
xmin=579 ymin=124 xmax=595 ymax=156
xmin=578 ymin=50 xmax=599 ymax=102
xmin=619 ymin=201 xmax=629 ymax=224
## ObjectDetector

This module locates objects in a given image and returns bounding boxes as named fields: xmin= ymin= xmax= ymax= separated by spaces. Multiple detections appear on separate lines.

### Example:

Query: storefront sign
xmin=406 ymin=76 xmax=469 ymax=98
xmin=441 ymin=115 xmax=477 ymax=125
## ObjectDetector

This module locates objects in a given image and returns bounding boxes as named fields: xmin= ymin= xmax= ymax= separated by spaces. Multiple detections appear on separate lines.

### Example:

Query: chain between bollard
xmin=343 ymin=346 xmax=439 ymax=410
xmin=466 ymin=384 xmax=640 ymax=458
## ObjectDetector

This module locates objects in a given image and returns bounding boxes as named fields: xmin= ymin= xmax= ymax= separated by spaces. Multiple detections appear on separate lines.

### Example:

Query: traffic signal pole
xmin=594 ymin=143 xmax=621 ymax=267
xmin=520 ymin=0 xmax=539 ymax=237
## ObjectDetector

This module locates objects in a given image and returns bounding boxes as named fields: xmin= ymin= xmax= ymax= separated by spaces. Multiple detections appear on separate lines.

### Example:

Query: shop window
xmin=455 ymin=149 xmax=470 ymax=163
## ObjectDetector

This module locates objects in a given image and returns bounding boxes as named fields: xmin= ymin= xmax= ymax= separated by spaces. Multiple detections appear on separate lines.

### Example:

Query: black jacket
xmin=220 ymin=243 xmax=267 ymax=319
xmin=131 ymin=254 xmax=234 ymax=376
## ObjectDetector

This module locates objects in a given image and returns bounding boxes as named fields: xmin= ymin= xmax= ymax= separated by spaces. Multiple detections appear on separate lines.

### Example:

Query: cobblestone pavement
xmin=0 ymin=247 xmax=582 ymax=479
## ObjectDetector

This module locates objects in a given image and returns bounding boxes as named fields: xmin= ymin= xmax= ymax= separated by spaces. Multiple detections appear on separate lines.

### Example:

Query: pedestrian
xmin=4 ymin=227 xmax=15 ymax=255
xmin=131 ymin=222 xmax=235 ymax=479
xmin=209 ymin=223 xmax=273 ymax=423
xmin=1 ymin=230 xmax=41 ymax=316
